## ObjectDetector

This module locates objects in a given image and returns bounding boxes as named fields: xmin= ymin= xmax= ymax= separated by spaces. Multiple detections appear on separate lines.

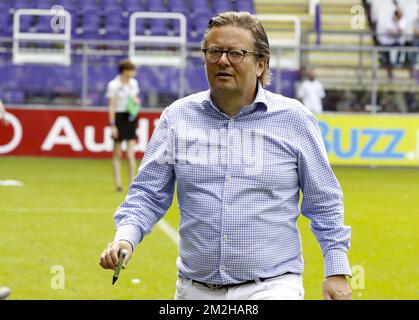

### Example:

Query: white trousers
xmin=174 ymin=273 xmax=304 ymax=300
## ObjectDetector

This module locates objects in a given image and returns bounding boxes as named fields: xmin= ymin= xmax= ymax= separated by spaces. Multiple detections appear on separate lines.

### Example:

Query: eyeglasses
xmin=202 ymin=48 xmax=259 ymax=64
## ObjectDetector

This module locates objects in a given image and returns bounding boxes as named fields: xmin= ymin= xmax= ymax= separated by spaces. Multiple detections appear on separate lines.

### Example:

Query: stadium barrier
xmin=0 ymin=107 xmax=161 ymax=158
xmin=2 ymin=107 xmax=419 ymax=167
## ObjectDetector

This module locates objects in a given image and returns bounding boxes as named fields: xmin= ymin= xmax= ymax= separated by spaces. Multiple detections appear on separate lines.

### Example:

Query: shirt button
xmin=226 ymin=175 xmax=232 ymax=182
xmin=221 ymin=265 xmax=225 ymax=271
xmin=223 ymin=235 xmax=228 ymax=241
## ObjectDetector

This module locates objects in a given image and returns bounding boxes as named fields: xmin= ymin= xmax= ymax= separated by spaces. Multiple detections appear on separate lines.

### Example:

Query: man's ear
xmin=256 ymin=57 xmax=266 ymax=78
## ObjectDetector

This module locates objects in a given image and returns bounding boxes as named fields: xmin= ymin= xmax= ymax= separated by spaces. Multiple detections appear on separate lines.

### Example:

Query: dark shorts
xmin=114 ymin=112 xmax=137 ymax=142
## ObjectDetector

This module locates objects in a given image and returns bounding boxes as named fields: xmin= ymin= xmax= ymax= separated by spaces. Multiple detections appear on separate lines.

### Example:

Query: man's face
xmin=204 ymin=25 xmax=265 ymax=96
xmin=123 ymin=69 xmax=136 ymax=79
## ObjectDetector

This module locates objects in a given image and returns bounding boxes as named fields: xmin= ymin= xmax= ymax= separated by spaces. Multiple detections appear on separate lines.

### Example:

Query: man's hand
xmin=322 ymin=275 xmax=352 ymax=300
xmin=99 ymin=240 xmax=133 ymax=271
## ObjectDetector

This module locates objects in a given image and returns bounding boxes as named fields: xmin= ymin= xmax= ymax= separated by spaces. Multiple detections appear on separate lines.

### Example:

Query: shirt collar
xmin=201 ymin=81 xmax=269 ymax=117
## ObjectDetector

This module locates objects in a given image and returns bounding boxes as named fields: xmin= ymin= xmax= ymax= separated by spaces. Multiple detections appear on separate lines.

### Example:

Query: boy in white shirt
xmin=297 ymin=69 xmax=325 ymax=114
xmin=106 ymin=60 xmax=141 ymax=192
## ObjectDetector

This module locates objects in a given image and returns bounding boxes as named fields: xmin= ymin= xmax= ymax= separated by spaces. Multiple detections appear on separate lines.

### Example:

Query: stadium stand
xmin=0 ymin=0 xmax=417 ymax=111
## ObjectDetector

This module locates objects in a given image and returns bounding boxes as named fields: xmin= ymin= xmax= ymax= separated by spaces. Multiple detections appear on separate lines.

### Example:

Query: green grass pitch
xmin=0 ymin=157 xmax=418 ymax=299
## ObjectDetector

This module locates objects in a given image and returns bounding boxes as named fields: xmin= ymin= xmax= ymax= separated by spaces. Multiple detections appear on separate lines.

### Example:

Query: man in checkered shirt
xmin=100 ymin=11 xmax=352 ymax=300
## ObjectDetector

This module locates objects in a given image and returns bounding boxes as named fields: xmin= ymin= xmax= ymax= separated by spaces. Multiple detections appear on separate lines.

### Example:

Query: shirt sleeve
xmin=297 ymin=82 xmax=305 ymax=99
xmin=113 ymin=108 xmax=176 ymax=249
xmin=296 ymin=111 xmax=352 ymax=277
xmin=133 ymin=79 xmax=140 ymax=96
xmin=105 ymin=81 xmax=116 ymax=99
xmin=317 ymin=82 xmax=325 ymax=99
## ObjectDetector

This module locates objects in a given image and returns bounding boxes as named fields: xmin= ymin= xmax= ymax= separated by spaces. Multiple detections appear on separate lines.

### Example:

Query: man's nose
xmin=217 ymin=52 xmax=230 ymax=65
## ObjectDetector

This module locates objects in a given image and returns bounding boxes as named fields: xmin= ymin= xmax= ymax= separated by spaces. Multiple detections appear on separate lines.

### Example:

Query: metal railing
xmin=13 ymin=8 xmax=72 ymax=65
xmin=0 ymin=37 xmax=418 ymax=111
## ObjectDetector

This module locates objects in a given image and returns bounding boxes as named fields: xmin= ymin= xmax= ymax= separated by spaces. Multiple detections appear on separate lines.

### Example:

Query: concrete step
xmin=320 ymin=0 xmax=362 ymax=6
xmin=256 ymin=5 xmax=308 ymax=14
xmin=255 ymin=0 xmax=309 ymax=15
xmin=307 ymin=33 xmax=373 ymax=45
xmin=306 ymin=51 xmax=373 ymax=66
xmin=255 ymin=0 xmax=309 ymax=5
xmin=313 ymin=67 xmax=412 ymax=79
xmin=261 ymin=16 xmax=313 ymax=30
xmin=320 ymin=80 xmax=419 ymax=92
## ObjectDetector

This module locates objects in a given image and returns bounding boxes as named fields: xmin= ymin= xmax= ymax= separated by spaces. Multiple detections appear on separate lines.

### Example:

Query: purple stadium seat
xmin=16 ymin=15 xmax=34 ymax=33
xmin=105 ymin=13 xmax=123 ymax=29
xmin=168 ymin=0 xmax=189 ymax=15
xmin=102 ymin=0 xmax=122 ymax=13
xmin=191 ymin=12 xmax=212 ymax=35
xmin=186 ymin=59 xmax=207 ymax=92
xmin=13 ymin=0 xmax=33 ymax=10
xmin=0 ymin=0 xmax=11 ymax=12
xmin=36 ymin=0 xmax=52 ymax=10
xmin=148 ymin=0 xmax=167 ymax=12
xmin=124 ymin=0 xmax=146 ymax=13
xmin=81 ymin=15 xmax=101 ymax=39
xmin=0 ymin=13 xmax=12 ymax=36
xmin=79 ymin=1 xmax=100 ymax=14
xmin=59 ymin=0 xmax=78 ymax=14
xmin=134 ymin=19 xmax=146 ymax=35
xmin=213 ymin=0 xmax=234 ymax=13
xmin=190 ymin=0 xmax=211 ymax=14
xmin=236 ymin=0 xmax=256 ymax=13
xmin=9 ymin=91 xmax=25 ymax=104
xmin=35 ymin=15 xmax=55 ymax=33
xmin=150 ymin=19 xmax=168 ymax=36
xmin=1 ymin=65 xmax=19 ymax=87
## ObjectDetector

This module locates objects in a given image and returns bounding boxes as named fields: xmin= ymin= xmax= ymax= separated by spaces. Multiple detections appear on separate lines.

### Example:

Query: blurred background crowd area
xmin=0 ymin=0 xmax=418 ymax=113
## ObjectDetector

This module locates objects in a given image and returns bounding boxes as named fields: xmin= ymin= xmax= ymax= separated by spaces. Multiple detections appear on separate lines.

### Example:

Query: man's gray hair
xmin=201 ymin=11 xmax=272 ymax=87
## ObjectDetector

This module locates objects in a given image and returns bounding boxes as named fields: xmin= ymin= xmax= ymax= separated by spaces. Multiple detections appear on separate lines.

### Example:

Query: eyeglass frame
xmin=201 ymin=48 xmax=260 ymax=64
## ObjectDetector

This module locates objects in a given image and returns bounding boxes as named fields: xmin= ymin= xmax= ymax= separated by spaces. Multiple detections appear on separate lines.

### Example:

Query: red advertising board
xmin=0 ymin=107 xmax=162 ymax=158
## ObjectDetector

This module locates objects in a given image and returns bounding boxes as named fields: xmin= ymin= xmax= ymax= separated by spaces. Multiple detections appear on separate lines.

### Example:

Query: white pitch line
xmin=0 ymin=180 xmax=24 ymax=187
xmin=157 ymin=219 xmax=179 ymax=245
xmin=3 ymin=206 xmax=180 ymax=245
xmin=3 ymin=207 xmax=109 ymax=213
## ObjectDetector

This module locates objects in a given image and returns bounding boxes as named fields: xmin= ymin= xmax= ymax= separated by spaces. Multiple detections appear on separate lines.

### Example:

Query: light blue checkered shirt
xmin=114 ymin=82 xmax=351 ymax=284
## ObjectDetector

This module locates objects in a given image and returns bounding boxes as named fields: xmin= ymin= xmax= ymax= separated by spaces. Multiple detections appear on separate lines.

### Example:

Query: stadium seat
xmin=149 ymin=19 xmax=169 ymax=36
xmin=0 ymin=13 xmax=12 ymax=36
xmin=59 ymin=0 xmax=78 ymax=14
xmin=168 ymin=0 xmax=189 ymax=15
xmin=36 ymin=0 xmax=53 ymax=10
xmin=124 ymin=0 xmax=146 ymax=14
xmin=81 ymin=15 xmax=101 ymax=39
xmin=134 ymin=19 xmax=146 ymax=35
xmin=79 ymin=1 xmax=100 ymax=14
xmin=16 ymin=15 xmax=34 ymax=33
xmin=190 ymin=0 xmax=211 ymax=14
xmin=212 ymin=0 xmax=234 ymax=13
xmin=189 ymin=12 xmax=212 ymax=42
xmin=104 ymin=14 xmax=124 ymax=39
xmin=12 ymin=0 xmax=33 ymax=10
xmin=0 ymin=0 xmax=11 ymax=13
xmin=147 ymin=0 xmax=167 ymax=12
xmin=101 ymin=0 xmax=122 ymax=13
xmin=9 ymin=90 xmax=25 ymax=104
xmin=34 ymin=15 xmax=54 ymax=33
xmin=235 ymin=0 xmax=256 ymax=13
